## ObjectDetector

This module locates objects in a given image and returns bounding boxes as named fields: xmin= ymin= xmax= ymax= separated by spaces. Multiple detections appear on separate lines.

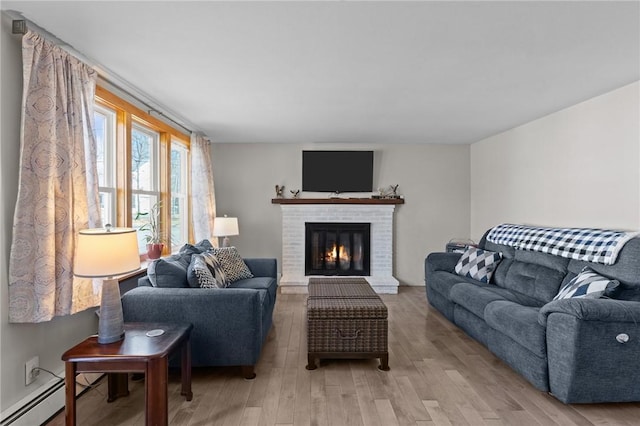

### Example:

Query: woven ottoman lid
xmin=308 ymin=278 xmax=379 ymax=299
xmin=307 ymin=297 xmax=387 ymax=320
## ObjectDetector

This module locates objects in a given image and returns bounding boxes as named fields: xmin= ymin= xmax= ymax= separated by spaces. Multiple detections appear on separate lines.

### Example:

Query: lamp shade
xmin=74 ymin=227 xmax=140 ymax=278
xmin=213 ymin=216 xmax=239 ymax=237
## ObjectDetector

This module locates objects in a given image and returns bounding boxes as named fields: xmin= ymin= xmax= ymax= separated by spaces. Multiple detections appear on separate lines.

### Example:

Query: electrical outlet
xmin=25 ymin=356 xmax=39 ymax=385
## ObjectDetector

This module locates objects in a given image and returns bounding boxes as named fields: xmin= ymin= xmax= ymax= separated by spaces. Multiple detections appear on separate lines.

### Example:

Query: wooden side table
xmin=62 ymin=322 xmax=193 ymax=426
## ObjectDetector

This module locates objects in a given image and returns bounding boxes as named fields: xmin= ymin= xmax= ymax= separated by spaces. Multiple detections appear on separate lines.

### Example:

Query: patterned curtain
xmin=8 ymin=31 xmax=102 ymax=323
xmin=190 ymin=133 xmax=217 ymax=244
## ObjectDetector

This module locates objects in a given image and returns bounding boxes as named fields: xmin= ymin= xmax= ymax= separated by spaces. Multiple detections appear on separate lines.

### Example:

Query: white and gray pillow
xmin=454 ymin=247 xmax=503 ymax=284
xmin=553 ymin=267 xmax=619 ymax=300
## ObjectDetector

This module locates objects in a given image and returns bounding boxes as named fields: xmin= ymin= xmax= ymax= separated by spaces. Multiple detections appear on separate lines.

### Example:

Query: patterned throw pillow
xmin=553 ymin=267 xmax=619 ymax=300
xmin=454 ymin=247 xmax=503 ymax=284
xmin=209 ymin=247 xmax=254 ymax=283
xmin=201 ymin=252 xmax=228 ymax=287
xmin=187 ymin=254 xmax=218 ymax=288
xmin=186 ymin=253 xmax=228 ymax=288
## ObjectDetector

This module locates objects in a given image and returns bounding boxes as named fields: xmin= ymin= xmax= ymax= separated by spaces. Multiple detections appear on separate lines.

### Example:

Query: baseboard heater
xmin=1 ymin=373 xmax=103 ymax=426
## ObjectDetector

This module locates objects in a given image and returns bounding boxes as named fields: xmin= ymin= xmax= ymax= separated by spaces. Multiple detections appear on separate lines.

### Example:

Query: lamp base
xmin=98 ymin=279 xmax=125 ymax=344
xmin=222 ymin=236 xmax=230 ymax=248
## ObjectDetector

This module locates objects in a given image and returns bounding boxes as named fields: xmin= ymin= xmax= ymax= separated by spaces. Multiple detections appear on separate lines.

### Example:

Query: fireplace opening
xmin=305 ymin=223 xmax=370 ymax=276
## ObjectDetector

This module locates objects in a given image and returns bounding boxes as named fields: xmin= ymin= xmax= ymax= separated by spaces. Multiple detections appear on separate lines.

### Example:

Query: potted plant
xmin=136 ymin=202 xmax=164 ymax=259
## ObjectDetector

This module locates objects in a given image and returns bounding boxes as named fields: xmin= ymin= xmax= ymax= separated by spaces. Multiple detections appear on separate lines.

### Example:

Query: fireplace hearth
xmin=305 ymin=223 xmax=370 ymax=276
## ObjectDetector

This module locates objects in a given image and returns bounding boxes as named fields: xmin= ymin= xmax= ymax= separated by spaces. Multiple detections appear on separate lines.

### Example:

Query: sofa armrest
xmin=539 ymin=298 xmax=640 ymax=403
xmin=425 ymin=252 xmax=461 ymax=276
xmin=244 ymin=258 xmax=277 ymax=278
xmin=538 ymin=298 xmax=640 ymax=326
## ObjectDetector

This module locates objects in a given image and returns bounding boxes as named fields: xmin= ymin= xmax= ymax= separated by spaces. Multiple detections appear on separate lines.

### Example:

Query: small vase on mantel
xmin=146 ymin=243 xmax=164 ymax=260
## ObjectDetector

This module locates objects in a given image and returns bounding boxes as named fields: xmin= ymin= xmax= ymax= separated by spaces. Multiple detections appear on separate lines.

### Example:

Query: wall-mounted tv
xmin=302 ymin=150 xmax=374 ymax=193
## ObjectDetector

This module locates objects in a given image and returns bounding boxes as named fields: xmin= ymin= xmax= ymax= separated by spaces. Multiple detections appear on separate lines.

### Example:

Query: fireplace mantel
xmin=271 ymin=198 xmax=404 ymax=205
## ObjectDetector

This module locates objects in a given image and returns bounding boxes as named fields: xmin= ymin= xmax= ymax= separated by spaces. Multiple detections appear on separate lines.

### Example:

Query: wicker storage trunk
xmin=306 ymin=278 xmax=389 ymax=371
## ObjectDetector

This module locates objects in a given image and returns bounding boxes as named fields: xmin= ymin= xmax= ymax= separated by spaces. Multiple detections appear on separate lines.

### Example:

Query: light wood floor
xmin=47 ymin=287 xmax=640 ymax=426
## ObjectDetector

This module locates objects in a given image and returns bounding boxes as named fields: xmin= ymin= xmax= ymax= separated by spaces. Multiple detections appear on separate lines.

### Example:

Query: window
xmin=94 ymin=105 xmax=116 ymax=226
xmin=170 ymin=141 xmax=189 ymax=251
xmin=94 ymin=86 xmax=191 ymax=257
xmin=131 ymin=124 xmax=160 ymax=252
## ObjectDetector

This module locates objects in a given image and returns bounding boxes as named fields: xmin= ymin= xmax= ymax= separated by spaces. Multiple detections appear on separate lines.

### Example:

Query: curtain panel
xmin=8 ymin=31 xmax=102 ymax=323
xmin=190 ymin=133 xmax=217 ymax=244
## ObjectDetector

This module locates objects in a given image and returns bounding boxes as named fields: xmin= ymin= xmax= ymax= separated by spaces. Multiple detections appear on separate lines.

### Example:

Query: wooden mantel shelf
xmin=271 ymin=198 xmax=404 ymax=205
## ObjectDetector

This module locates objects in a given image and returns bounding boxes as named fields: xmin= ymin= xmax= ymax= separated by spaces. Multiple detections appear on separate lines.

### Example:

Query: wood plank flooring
xmin=46 ymin=287 xmax=640 ymax=426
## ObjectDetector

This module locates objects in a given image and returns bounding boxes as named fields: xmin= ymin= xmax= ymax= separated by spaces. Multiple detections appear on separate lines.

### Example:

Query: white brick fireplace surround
xmin=277 ymin=201 xmax=400 ymax=294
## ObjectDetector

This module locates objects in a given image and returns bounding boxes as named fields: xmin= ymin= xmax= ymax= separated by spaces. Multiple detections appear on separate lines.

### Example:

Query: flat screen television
xmin=302 ymin=150 xmax=374 ymax=193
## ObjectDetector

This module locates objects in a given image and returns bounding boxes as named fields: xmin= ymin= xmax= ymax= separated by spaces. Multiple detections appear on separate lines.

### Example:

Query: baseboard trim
xmin=0 ymin=374 xmax=64 ymax=426
xmin=1 ymin=372 xmax=103 ymax=426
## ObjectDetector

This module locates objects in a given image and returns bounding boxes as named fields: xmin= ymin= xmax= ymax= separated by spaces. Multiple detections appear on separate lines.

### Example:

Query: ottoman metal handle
xmin=336 ymin=329 xmax=361 ymax=340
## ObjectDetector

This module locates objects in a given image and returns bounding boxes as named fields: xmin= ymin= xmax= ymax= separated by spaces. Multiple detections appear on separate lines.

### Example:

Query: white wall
xmin=211 ymin=143 xmax=470 ymax=287
xmin=470 ymin=81 xmax=640 ymax=241
xmin=1 ymin=16 xmax=98 ymax=412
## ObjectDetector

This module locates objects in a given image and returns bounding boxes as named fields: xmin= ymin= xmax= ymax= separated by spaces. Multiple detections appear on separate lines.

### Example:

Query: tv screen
xmin=302 ymin=150 xmax=374 ymax=193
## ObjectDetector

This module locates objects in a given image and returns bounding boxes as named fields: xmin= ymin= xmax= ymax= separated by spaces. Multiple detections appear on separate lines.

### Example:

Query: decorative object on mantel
xmin=290 ymin=189 xmax=300 ymax=199
xmin=373 ymin=184 xmax=401 ymax=199
xmin=74 ymin=226 xmax=140 ymax=344
xmin=213 ymin=215 xmax=240 ymax=247
xmin=275 ymin=185 xmax=285 ymax=198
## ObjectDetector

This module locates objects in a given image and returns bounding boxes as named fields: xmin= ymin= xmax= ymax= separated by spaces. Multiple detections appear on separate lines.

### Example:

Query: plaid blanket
xmin=486 ymin=223 xmax=639 ymax=265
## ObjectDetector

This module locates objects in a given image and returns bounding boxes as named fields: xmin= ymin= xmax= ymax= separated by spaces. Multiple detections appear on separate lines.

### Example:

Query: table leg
xmin=64 ymin=362 xmax=76 ymax=426
xmin=145 ymin=357 xmax=168 ymax=426
xmin=181 ymin=336 xmax=193 ymax=401
xmin=107 ymin=373 xmax=130 ymax=402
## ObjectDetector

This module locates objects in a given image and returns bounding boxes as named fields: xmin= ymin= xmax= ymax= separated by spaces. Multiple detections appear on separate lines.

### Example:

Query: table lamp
xmin=74 ymin=226 xmax=140 ymax=344
xmin=213 ymin=215 xmax=239 ymax=248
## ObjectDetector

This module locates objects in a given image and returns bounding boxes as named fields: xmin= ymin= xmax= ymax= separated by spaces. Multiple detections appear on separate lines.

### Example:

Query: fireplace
xmin=305 ymin=223 xmax=370 ymax=276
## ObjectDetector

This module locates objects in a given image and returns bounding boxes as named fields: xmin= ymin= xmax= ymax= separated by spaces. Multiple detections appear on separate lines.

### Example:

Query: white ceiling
xmin=3 ymin=1 xmax=639 ymax=144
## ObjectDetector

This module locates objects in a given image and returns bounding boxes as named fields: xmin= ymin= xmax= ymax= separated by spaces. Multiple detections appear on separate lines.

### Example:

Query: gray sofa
xmin=425 ymin=230 xmax=640 ymax=403
xmin=122 ymin=248 xmax=277 ymax=379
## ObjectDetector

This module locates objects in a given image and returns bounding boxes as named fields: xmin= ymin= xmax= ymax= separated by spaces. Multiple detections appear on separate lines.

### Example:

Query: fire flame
xmin=325 ymin=243 xmax=350 ymax=263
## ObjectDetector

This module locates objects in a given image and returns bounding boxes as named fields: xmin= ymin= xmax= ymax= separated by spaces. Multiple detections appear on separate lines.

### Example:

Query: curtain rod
xmin=10 ymin=16 xmax=197 ymax=135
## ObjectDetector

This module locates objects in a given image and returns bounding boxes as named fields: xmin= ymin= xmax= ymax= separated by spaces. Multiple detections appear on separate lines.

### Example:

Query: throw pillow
xmin=187 ymin=254 xmax=217 ymax=288
xmin=187 ymin=253 xmax=227 ymax=288
xmin=454 ymin=247 xmax=503 ymax=284
xmin=147 ymin=253 xmax=190 ymax=288
xmin=553 ymin=267 xmax=620 ymax=300
xmin=179 ymin=239 xmax=214 ymax=255
xmin=201 ymin=251 xmax=229 ymax=287
xmin=209 ymin=247 xmax=254 ymax=283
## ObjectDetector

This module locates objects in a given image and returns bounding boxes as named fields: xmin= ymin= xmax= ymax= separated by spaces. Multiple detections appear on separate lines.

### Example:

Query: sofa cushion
xmin=484 ymin=301 xmax=546 ymax=358
xmin=427 ymin=270 xmax=481 ymax=300
xmin=449 ymin=283 xmax=511 ymax=319
xmin=497 ymin=249 xmax=569 ymax=303
xmin=147 ymin=253 xmax=190 ymax=288
xmin=554 ymin=267 xmax=619 ymax=300
xmin=454 ymin=247 xmax=502 ymax=283
xmin=210 ymin=247 xmax=254 ymax=283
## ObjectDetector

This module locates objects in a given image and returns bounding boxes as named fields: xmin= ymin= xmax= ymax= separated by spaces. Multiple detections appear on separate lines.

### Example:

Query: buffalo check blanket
xmin=486 ymin=223 xmax=639 ymax=265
